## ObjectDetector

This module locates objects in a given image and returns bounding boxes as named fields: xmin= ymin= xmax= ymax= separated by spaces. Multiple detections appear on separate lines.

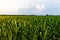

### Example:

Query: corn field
xmin=0 ymin=16 xmax=60 ymax=40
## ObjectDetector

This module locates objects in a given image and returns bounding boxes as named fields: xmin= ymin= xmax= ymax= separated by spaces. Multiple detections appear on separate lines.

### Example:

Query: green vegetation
xmin=0 ymin=16 xmax=60 ymax=40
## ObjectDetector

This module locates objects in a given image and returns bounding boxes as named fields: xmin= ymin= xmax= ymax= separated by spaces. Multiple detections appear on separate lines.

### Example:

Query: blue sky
xmin=0 ymin=0 xmax=60 ymax=15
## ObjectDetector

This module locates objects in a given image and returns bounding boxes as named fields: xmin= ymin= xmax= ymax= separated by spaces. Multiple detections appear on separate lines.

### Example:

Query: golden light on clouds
xmin=0 ymin=0 xmax=46 ymax=14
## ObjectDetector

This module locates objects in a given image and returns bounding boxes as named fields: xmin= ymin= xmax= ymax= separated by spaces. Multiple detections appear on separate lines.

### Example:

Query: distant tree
xmin=46 ymin=14 xmax=48 ymax=16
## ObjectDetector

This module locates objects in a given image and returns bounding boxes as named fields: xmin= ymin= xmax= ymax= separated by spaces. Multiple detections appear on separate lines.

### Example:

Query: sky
xmin=0 ymin=0 xmax=60 ymax=15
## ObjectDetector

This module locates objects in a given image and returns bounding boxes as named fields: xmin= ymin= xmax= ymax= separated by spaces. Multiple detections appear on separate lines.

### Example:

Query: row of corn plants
xmin=0 ymin=16 xmax=60 ymax=40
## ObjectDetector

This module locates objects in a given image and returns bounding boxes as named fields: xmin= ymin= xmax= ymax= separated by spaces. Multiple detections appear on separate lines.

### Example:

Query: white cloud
xmin=20 ymin=6 xmax=29 ymax=9
xmin=0 ymin=0 xmax=46 ymax=15
xmin=36 ymin=5 xmax=45 ymax=11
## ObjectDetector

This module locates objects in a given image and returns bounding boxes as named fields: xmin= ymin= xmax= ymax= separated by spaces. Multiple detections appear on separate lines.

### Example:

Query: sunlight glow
xmin=0 ymin=0 xmax=19 ymax=12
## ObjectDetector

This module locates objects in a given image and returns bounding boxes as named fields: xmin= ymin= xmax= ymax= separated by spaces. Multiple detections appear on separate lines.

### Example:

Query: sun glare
xmin=0 ymin=0 xmax=20 ymax=12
